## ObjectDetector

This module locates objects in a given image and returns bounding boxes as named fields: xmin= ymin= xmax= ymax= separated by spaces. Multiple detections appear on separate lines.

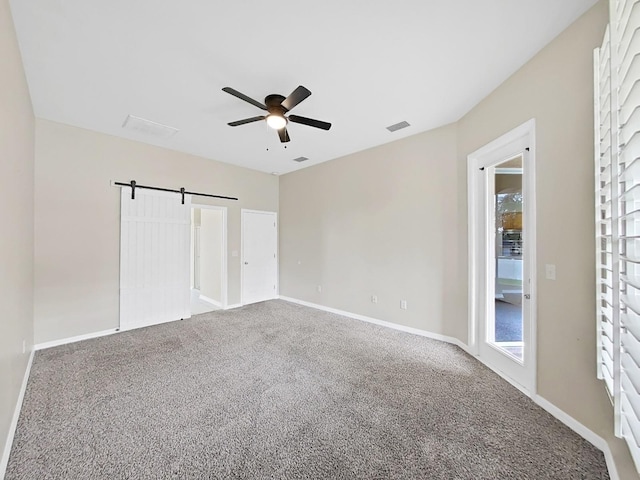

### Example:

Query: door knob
xmin=244 ymin=262 xmax=248 ymax=265
xmin=524 ymin=294 xmax=531 ymax=299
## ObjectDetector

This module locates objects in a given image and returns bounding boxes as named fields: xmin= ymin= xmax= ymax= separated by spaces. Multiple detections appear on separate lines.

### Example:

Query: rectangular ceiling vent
xmin=386 ymin=121 xmax=411 ymax=133
xmin=122 ymin=115 xmax=179 ymax=138
xmin=293 ymin=156 xmax=309 ymax=163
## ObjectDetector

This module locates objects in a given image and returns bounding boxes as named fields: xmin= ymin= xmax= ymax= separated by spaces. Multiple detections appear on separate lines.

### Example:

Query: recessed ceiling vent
xmin=386 ymin=121 xmax=411 ymax=133
xmin=293 ymin=156 xmax=309 ymax=163
xmin=122 ymin=115 xmax=179 ymax=138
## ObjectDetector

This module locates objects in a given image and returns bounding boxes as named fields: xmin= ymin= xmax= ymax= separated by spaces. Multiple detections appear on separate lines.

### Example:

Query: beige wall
xmin=0 ymin=0 xmax=35 ymax=465
xmin=199 ymin=208 xmax=223 ymax=303
xmin=280 ymin=1 xmax=637 ymax=477
xmin=280 ymin=124 xmax=459 ymax=333
xmin=34 ymin=119 xmax=278 ymax=344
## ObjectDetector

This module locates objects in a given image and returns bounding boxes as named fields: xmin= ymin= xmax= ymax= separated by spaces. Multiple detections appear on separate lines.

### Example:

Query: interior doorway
xmin=190 ymin=205 xmax=227 ymax=314
xmin=468 ymin=120 xmax=537 ymax=394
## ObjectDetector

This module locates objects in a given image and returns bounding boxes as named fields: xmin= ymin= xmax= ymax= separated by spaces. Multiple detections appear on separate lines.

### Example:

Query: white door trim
xmin=467 ymin=118 xmax=537 ymax=395
xmin=191 ymin=204 xmax=228 ymax=309
xmin=241 ymin=209 xmax=279 ymax=306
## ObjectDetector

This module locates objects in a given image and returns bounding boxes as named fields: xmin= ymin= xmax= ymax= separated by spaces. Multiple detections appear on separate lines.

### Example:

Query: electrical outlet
xmin=317 ymin=285 xmax=322 ymax=293
xmin=371 ymin=295 xmax=378 ymax=304
xmin=400 ymin=300 xmax=408 ymax=310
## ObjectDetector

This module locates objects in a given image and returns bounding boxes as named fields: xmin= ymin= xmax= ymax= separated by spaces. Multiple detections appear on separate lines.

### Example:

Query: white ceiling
xmin=10 ymin=0 xmax=598 ymax=175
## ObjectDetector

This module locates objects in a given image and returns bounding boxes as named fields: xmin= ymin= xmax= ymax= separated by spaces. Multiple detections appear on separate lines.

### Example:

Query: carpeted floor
xmin=6 ymin=300 xmax=609 ymax=479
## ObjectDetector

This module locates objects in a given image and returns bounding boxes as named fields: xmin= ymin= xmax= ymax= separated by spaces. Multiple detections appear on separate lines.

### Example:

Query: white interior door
xmin=242 ymin=209 xmax=278 ymax=305
xmin=468 ymin=121 xmax=536 ymax=394
xmin=120 ymin=188 xmax=191 ymax=330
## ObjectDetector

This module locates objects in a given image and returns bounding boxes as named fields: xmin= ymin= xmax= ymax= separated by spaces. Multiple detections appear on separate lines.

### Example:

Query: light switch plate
xmin=545 ymin=264 xmax=556 ymax=280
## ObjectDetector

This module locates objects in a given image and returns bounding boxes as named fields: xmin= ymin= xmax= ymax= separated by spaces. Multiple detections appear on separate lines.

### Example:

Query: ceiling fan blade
xmin=281 ymin=85 xmax=312 ymax=112
xmin=278 ymin=127 xmax=291 ymax=143
xmin=227 ymin=116 xmax=265 ymax=127
xmin=288 ymin=114 xmax=332 ymax=131
xmin=222 ymin=87 xmax=267 ymax=110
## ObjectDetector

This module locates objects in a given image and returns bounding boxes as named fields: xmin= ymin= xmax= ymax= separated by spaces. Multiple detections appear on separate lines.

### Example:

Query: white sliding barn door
xmin=242 ymin=210 xmax=278 ymax=305
xmin=120 ymin=188 xmax=191 ymax=330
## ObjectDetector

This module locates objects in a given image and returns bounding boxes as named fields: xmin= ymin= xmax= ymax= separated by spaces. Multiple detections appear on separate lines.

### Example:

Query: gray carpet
xmin=6 ymin=300 xmax=609 ymax=479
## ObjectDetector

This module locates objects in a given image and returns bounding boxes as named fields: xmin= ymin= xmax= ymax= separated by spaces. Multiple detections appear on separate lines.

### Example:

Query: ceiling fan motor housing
xmin=265 ymin=94 xmax=287 ymax=114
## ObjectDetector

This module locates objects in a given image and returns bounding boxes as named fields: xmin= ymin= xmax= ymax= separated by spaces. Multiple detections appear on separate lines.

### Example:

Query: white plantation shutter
xmin=596 ymin=0 xmax=640 ymax=471
xmin=596 ymin=26 xmax=617 ymax=402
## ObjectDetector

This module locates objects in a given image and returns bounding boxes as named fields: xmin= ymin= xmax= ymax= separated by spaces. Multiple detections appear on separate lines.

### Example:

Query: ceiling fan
xmin=222 ymin=85 xmax=331 ymax=143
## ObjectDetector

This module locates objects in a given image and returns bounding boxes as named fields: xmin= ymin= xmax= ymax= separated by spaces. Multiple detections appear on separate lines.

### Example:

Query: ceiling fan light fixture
xmin=266 ymin=113 xmax=287 ymax=130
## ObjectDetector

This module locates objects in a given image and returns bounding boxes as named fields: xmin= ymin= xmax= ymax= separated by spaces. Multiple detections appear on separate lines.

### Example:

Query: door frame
xmin=467 ymin=119 xmax=537 ymax=395
xmin=191 ymin=203 xmax=228 ymax=310
xmin=241 ymin=209 xmax=278 ymax=306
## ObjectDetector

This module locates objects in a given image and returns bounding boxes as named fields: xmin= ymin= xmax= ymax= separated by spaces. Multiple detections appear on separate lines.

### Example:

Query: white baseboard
xmin=533 ymin=395 xmax=618 ymax=480
xmin=1 ymin=350 xmax=34 ymax=479
xmin=34 ymin=328 xmax=119 ymax=351
xmin=278 ymin=295 xmax=619 ymax=479
xmin=224 ymin=303 xmax=242 ymax=310
xmin=279 ymin=296 xmax=466 ymax=348
xmin=198 ymin=294 xmax=221 ymax=308
xmin=602 ymin=445 xmax=620 ymax=480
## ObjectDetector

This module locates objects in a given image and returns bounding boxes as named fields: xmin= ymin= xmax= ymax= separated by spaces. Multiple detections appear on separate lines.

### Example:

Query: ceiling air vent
xmin=386 ymin=121 xmax=411 ymax=133
xmin=122 ymin=115 xmax=179 ymax=138
xmin=293 ymin=156 xmax=309 ymax=163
